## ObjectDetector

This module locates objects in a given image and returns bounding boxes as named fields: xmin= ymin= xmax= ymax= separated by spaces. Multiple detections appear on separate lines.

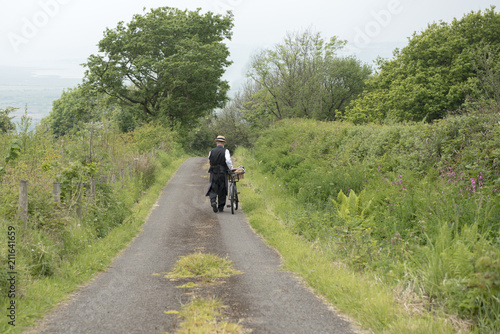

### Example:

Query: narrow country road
xmin=28 ymin=157 xmax=358 ymax=333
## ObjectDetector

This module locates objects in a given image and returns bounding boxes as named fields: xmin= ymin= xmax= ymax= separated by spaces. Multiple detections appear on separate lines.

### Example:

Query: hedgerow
xmin=249 ymin=103 xmax=500 ymax=332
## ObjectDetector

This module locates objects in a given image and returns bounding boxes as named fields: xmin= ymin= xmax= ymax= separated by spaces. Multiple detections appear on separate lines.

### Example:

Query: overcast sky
xmin=0 ymin=0 xmax=498 ymax=93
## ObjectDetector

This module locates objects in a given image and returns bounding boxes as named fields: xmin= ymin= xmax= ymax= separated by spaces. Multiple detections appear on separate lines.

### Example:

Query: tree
xmin=0 ymin=107 xmax=15 ymax=133
xmin=468 ymin=44 xmax=500 ymax=102
xmin=345 ymin=6 xmax=500 ymax=123
xmin=185 ymin=93 xmax=252 ymax=155
xmin=238 ymin=85 xmax=271 ymax=130
xmin=45 ymin=84 xmax=139 ymax=136
xmin=210 ymin=93 xmax=252 ymax=151
xmin=320 ymin=56 xmax=371 ymax=120
xmin=247 ymin=29 xmax=370 ymax=121
xmin=45 ymin=85 xmax=96 ymax=137
xmin=83 ymin=7 xmax=234 ymax=128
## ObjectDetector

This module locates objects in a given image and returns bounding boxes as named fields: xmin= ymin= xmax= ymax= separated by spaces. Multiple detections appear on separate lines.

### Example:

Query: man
xmin=206 ymin=135 xmax=233 ymax=212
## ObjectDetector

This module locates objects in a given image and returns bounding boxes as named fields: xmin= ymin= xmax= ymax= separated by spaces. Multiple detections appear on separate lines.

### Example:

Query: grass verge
xmin=237 ymin=148 xmax=461 ymax=334
xmin=9 ymin=155 xmax=188 ymax=334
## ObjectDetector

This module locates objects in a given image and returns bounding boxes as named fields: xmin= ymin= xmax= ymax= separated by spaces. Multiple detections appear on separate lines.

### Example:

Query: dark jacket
xmin=208 ymin=145 xmax=229 ymax=174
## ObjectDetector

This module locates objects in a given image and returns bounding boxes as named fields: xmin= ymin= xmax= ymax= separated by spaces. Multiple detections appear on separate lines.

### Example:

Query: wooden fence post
xmin=90 ymin=178 xmax=96 ymax=197
xmin=53 ymin=182 xmax=61 ymax=203
xmin=120 ymin=168 xmax=125 ymax=188
xmin=75 ymin=182 xmax=83 ymax=218
xmin=18 ymin=180 xmax=28 ymax=227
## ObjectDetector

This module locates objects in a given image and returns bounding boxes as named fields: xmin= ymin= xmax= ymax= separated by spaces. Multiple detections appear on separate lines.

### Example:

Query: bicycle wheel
xmin=230 ymin=182 xmax=236 ymax=214
xmin=234 ymin=184 xmax=239 ymax=210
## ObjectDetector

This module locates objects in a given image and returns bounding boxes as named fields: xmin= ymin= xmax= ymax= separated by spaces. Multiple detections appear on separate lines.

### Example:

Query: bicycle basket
xmin=233 ymin=168 xmax=245 ymax=180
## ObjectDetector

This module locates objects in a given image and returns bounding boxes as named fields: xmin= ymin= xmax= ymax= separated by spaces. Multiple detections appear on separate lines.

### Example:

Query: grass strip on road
xmin=173 ymin=296 xmax=247 ymax=334
xmin=167 ymin=252 xmax=242 ymax=281
xmin=165 ymin=252 xmax=247 ymax=333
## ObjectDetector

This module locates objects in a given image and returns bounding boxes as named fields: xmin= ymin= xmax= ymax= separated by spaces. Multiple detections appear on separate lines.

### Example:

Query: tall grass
xmin=243 ymin=105 xmax=500 ymax=332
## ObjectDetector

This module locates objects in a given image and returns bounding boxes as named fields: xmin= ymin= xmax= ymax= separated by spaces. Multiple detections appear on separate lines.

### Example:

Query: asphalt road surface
xmin=28 ymin=157 xmax=358 ymax=334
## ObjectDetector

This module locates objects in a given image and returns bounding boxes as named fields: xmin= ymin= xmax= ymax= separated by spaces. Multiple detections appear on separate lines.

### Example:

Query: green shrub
xmin=247 ymin=111 xmax=500 ymax=331
xmin=132 ymin=122 xmax=175 ymax=153
xmin=134 ymin=154 xmax=158 ymax=189
xmin=85 ymin=182 xmax=131 ymax=238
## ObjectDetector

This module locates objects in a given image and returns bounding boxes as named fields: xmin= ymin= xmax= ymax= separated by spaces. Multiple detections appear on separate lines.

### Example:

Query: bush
xmin=132 ymin=122 xmax=175 ymax=153
xmin=248 ymin=111 xmax=500 ymax=331
xmin=134 ymin=154 xmax=158 ymax=189
xmin=85 ymin=182 xmax=131 ymax=238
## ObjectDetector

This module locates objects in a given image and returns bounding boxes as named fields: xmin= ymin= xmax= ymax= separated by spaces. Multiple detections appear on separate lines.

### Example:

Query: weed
xmin=174 ymin=296 xmax=248 ymax=334
xmin=167 ymin=252 xmax=242 ymax=280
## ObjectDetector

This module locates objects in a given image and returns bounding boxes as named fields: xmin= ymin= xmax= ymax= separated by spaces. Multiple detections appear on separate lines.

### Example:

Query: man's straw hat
xmin=215 ymin=135 xmax=226 ymax=143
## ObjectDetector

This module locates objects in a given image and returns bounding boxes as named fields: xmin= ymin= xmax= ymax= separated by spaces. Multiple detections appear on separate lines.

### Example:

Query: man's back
xmin=209 ymin=145 xmax=227 ymax=169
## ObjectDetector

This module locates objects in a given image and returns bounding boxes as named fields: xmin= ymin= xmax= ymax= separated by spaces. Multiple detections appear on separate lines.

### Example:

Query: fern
xmin=331 ymin=189 xmax=373 ymax=219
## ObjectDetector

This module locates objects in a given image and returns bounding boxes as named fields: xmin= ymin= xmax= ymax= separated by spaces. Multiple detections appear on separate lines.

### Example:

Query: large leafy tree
xmin=345 ymin=6 xmax=500 ymax=124
xmin=83 ymin=7 xmax=234 ymax=127
xmin=247 ymin=30 xmax=370 ymax=121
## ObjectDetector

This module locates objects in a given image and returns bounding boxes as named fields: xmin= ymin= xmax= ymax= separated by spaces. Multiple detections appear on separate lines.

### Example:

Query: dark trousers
xmin=208 ymin=173 xmax=227 ymax=210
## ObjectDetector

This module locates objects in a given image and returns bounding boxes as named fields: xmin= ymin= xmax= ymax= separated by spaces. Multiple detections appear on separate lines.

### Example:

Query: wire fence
xmin=1 ymin=146 xmax=163 ymax=227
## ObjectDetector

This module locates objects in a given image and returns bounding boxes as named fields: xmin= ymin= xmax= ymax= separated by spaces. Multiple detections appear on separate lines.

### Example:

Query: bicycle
xmin=227 ymin=166 xmax=245 ymax=214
